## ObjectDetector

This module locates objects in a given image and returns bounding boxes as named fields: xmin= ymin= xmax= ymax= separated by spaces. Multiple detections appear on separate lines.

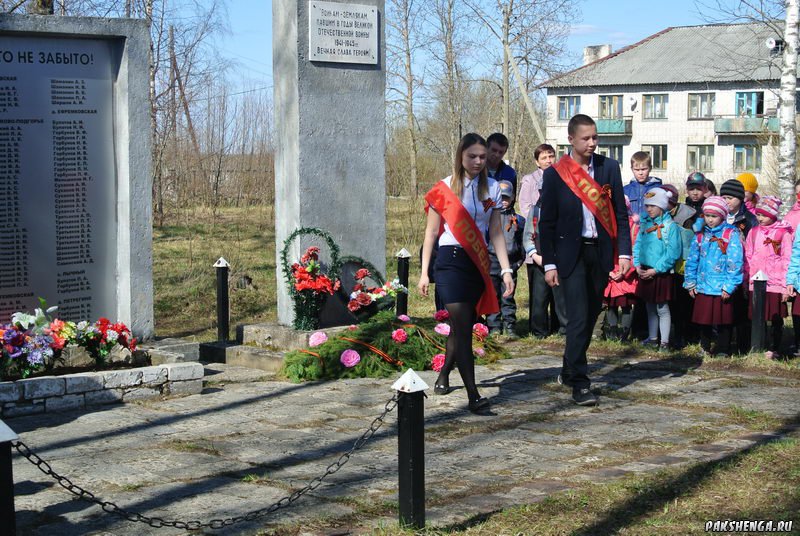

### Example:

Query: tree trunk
xmin=780 ymin=0 xmax=799 ymax=205
xmin=501 ymin=3 xmax=510 ymax=134
xmin=401 ymin=0 xmax=419 ymax=197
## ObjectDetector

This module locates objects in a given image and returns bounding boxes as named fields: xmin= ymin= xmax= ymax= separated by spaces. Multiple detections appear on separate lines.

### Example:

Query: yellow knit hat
xmin=736 ymin=172 xmax=758 ymax=193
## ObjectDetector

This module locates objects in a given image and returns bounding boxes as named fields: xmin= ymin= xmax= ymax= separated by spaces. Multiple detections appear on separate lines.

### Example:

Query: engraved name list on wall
xmin=0 ymin=36 xmax=117 ymax=322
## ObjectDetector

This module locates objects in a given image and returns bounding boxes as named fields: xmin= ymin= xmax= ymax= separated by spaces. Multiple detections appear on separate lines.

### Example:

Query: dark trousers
xmin=559 ymin=242 xmax=607 ymax=391
xmin=487 ymin=263 xmax=519 ymax=331
xmin=527 ymin=263 xmax=567 ymax=338
xmin=701 ymin=324 xmax=732 ymax=356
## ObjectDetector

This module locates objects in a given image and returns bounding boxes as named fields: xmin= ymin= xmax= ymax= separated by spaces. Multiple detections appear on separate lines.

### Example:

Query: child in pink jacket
xmin=744 ymin=196 xmax=794 ymax=358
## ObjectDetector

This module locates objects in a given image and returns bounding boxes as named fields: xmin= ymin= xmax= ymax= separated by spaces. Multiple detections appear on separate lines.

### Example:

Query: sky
xmin=217 ymin=0 xmax=712 ymax=91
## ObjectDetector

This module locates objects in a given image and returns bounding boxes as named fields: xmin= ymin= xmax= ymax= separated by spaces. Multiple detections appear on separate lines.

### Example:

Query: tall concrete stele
xmin=0 ymin=15 xmax=154 ymax=339
xmin=274 ymin=0 xmax=387 ymax=326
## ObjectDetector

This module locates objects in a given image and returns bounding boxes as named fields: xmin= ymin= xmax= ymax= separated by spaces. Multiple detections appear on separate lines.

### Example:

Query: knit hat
xmin=720 ymin=179 xmax=745 ymax=201
xmin=754 ymin=195 xmax=782 ymax=220
xmin=685 ymin=171 xmax=707 ymax=189
xmin=643 ymin=187 xmax=672 ymax=211
xmin=736 ymin=172 xmax=758 ymax=194
xmin=498 ymin=180 xmax=515 ymax=200
xmin=660 ymin=184 xmax=679 ymax=207
xmin=702 ymin=196 xmax=729 ymax=220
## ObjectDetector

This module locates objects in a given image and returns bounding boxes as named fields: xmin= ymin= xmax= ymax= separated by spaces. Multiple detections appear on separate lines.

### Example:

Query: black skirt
xmin=434 ymin=245 xmax=485 ymax=305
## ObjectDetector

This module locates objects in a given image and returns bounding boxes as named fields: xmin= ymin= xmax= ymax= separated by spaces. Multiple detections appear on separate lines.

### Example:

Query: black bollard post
xmin=751 ymin=271 xmax=767 ymax=352
xmin=396 ymin=248 xmax=411 ymax=317
xmin=394 ymin=369 xmax=427 ymax=530
xmin=0 ymin=420 xmax=18 ymax=536
xmin=214 ymin=257 xmax=230 ymax=342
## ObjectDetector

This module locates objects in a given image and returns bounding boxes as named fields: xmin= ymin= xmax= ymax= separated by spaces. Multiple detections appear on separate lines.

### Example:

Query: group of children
xmin=488 ymin=144 xmax=800 ymax=359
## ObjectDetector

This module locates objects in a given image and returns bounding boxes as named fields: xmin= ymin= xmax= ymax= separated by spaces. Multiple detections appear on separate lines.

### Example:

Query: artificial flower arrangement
xmin=281 ymin=309 xmax=507 ymax=382
xmin=280 ymin=228 xmax=343 ymax=331
xmin=0 ymin=301 xmax=136 ymax=380
xmin=346 ymin=268 xmax=408 ymax=322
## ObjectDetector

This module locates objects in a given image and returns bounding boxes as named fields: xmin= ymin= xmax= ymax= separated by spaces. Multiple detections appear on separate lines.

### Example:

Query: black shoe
xmin=433 ymin=375 xmax=451 ymax=395
xmin=468 ymin=396 xmax=490 ymax=413
xmin=619 ymin=328 xmax=631 ymax=342
xmin=572 ymin=388 xmax=598 ymax=406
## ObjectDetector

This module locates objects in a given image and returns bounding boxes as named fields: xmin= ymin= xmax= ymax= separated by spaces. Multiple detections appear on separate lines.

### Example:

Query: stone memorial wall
xmin=0 ymin=15 xmax=153 ymax=338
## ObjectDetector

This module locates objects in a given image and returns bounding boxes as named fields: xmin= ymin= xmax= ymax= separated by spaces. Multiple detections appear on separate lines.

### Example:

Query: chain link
xmin=12 ymin=393 xmax=398 ymax=529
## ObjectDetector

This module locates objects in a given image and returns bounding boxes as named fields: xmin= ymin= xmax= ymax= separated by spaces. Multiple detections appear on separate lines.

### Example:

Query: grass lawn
xmin=153 ymin=199 xmax=500 ymax=339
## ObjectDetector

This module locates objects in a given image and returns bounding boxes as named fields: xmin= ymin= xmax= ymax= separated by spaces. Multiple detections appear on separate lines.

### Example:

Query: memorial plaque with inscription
xmin=309 ymin=1 xmax=378 ymax=64
xmin=0 ymin=36 xmax=116 ymax=322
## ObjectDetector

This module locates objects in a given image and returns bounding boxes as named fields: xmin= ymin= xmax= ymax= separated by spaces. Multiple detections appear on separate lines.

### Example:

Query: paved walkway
xmin=8 ymin=354 xmax=800 ymax=535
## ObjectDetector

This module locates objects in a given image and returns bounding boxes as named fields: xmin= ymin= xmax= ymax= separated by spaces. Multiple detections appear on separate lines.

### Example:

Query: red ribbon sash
xmin=553 ymin=154 xmax=618 ymax=240
xmin=425 ymin=181 xmax=499 ymax=316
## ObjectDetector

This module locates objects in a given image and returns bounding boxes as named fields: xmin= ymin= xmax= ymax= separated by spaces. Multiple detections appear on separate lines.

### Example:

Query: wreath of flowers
xmin=280 ymin=227 xmax=343 ymax=331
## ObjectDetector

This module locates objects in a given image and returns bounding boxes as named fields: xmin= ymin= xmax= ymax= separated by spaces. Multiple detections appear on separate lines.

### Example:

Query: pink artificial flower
xmin=340 ymin=349 xmax=361 ymax=368
xmin=434 ymin=323 xmax=451 ymax=336
xmin=433 ymin=309 xmax=450 ymax=322
xmin=472 ymin=323 xmax=489 ymax=341
xmin=391 ymin=328 xmax=408 ymax=344
xmin=348 ymin=324 xmax=358 ymax=331
xmin=397 ymin=314 xmax=411 ymax=322
xmin=431 ymin=353 xmax=445 ymax=372
xmin=308 ymin=331 xmax=328 ymax=347
xmin=474 ymin=347 xmax=485 ymax=357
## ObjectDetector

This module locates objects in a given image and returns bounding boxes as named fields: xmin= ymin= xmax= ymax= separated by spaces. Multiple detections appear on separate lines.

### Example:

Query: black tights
xmin=436 ymin=302 xmax=480 ymax=401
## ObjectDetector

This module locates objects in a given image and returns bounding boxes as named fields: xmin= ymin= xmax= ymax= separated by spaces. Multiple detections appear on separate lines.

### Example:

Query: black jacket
xmin=538 ymin=153 xmax=632 ymax=278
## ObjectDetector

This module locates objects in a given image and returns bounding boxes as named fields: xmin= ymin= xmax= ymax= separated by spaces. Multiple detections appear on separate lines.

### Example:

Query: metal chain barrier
xmin=11 ymin=393 xmax=398 ymax=530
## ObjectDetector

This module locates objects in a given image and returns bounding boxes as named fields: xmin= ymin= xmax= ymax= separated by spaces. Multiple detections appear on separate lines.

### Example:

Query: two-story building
xmin=543 ymin=23 xmax=797 ymax=189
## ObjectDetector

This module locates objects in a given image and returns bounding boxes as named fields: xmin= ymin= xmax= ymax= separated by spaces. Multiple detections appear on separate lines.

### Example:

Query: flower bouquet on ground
xmin=0 ymin=301 xmax=137 ymax=380
xmin=281 ymin=310 xmax=508 ymax=382
xmin=346 ymin=268 xmax=408 ymax=323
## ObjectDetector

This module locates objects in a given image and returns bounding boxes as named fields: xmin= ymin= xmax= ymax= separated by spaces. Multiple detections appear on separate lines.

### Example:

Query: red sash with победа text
xmin=425 ymin=181 xmax=499 ymax=316
xmin=553 ymin=154 xmax=618 ymax=241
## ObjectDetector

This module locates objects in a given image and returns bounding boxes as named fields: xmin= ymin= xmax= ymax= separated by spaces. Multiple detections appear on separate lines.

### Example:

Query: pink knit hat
xmin=702 ymin=196 xmax=728 ymax=219
xmin=754 ymin=195 xmax=782 ymax=221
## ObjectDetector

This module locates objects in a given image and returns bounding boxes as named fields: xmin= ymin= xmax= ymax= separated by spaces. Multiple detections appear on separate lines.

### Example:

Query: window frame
xmin=557 ymin=96 xmax=581 ymax=121
xmin=597 ymin=145 xmax=623 ymax=162
xmin=598 ymin=95 xmax=624 ymax=119
xmin=733 ymin=144 xmax=762 ymax=171
xmin=686 ymin=144 xmax=715 ymax=171
xmin=688 ymin=92 xmax=716 ymax=120
xmin=641 ymin=144 xmax=668 ymax=170
xmin=735 ymin=91 xmax=765 ymax=117
xmin=643 ymin=94 xmax=669 ymax=120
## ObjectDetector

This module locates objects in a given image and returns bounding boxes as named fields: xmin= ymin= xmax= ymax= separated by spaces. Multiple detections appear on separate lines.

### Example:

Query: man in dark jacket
xmin=486 ymin=132 xmax=518 ymax=193
xmin=539 ymin=114 xmax=632 ymax=406
xmin=487 ymin=180 xmax=525 ymax=338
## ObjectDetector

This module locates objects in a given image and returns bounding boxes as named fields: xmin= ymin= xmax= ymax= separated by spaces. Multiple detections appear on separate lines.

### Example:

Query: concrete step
xmin=241 ymin=322 xmax=348 ymax=351
xmin=225 ymin=345 xmax=285 ymax=373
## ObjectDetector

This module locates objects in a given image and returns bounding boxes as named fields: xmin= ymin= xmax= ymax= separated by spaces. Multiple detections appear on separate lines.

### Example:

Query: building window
xmin=687 ymin=145 xmax=714 ymax=171
xmin=556 ymin=144 xmax=570 ymax=159
xmin=597 ymin=145 xmax=623 ymax=162
xmin=735 ymin=91 xmax=764 ymax=117
xmin=643 ymin=94 xmax=668 ymax=119
xmin=688 ymin=93 xmax=715 ymax=119
xmin=558 ymin=96 xmax=580 ymax=121
xmin=598 ymin=95 xmax=623 ymax=119
xmin=642 ymin=144 xmax=668 ymax=169
xmin=734 ymin=144 xmax=762 ymax=171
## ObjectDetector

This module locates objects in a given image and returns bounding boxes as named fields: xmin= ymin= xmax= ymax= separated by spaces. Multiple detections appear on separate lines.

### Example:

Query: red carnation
xmin=355 ymin=268 xmax=370 ymax=281
xmin=356 ymin=292 xmax=372 ymax=306
xmin=347 ymin=299 xmax=360 ymax=312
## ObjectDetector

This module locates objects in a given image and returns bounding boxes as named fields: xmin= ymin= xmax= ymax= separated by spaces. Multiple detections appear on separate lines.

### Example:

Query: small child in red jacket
xmin=603 ymin=196 xmax=639 ymax=341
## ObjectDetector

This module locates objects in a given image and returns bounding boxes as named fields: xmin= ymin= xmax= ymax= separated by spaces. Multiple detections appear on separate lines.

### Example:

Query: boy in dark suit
xmin=538 ymin=114 xmax=632 ymax=406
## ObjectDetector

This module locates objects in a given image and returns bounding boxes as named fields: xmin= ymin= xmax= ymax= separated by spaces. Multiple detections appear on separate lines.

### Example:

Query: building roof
xmin=545 ymin=22 xmax=791 ymax=89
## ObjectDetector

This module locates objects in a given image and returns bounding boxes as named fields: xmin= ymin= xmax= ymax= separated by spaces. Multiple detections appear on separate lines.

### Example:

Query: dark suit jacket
xmin=538 ymin=153 xmax=632 ymax=278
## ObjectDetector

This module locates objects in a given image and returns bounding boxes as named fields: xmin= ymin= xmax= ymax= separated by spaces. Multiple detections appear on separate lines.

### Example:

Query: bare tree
xmin=780 ymin=0 xmax=799 ymax=203
xmin=386 ymin=0 xmax=423 ymax=197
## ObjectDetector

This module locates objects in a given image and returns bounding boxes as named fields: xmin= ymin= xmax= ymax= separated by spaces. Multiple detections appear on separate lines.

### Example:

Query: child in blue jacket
xmin=633 ymin=187 xmax=683 ymax=350
xmin=683 ymin=196 xmax=744 ymax=357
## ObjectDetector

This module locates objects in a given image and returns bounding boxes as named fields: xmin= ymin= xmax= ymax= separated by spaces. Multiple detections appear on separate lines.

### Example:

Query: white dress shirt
xmin=436 ymin=175 xmax=502 ymax=247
